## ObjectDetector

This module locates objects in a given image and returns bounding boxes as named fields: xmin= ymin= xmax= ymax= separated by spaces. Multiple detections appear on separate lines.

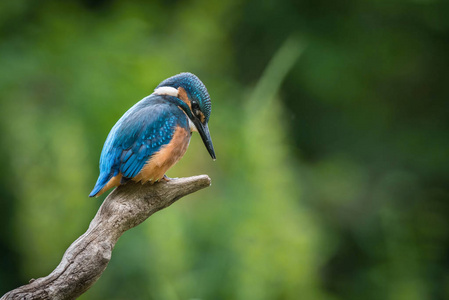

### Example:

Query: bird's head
xmin=154 ymin=72 xmax=216 ymax=160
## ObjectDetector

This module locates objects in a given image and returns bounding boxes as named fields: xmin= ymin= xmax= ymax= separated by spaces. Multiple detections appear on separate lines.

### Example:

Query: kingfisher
xmin=89 ymin=72 xmax=216 ymax=197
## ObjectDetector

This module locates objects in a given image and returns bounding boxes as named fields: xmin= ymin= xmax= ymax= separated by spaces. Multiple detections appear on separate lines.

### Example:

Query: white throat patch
xmin=189 ymin=119 xmax=198 ymax=132
xmin=153 ymin=86 xmax=179 ymax=97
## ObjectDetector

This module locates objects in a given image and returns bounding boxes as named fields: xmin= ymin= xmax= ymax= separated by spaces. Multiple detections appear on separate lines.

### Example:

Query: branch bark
xmin=1 ymin=175 xmax=211 ymax=300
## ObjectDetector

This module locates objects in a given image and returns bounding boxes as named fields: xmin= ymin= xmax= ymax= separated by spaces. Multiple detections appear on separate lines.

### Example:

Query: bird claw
xmin=161 ymin=175 xmax=172 ymax=182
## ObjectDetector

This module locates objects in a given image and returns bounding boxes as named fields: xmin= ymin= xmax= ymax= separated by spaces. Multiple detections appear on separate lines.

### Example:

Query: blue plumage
xmin=157 ymin=73 xmax=212 ymax=122
xmin=89 ymin=95 xmax=188 ymax=197
xmin=90 ymin=72 xmax=215 ymax=197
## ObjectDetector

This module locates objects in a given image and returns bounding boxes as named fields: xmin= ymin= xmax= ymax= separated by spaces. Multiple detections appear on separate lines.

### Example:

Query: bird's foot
xmin=161 ymin=175 xmax=172 ymax=182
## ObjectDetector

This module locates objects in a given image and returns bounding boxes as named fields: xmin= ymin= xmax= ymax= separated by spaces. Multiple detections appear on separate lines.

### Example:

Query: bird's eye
xmin=191 ymin=101 xmax=200 ymax=110
xmin=191 ymin=101 xmax=200 ymax=116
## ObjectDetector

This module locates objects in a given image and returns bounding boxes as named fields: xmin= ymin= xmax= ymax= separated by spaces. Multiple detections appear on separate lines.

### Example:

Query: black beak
xmin=194 ymin=120 xmax=216 ymax=160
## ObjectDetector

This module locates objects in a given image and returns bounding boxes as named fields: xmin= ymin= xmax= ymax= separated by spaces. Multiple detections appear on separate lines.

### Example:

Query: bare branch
xmin=1 ymin=175 xmax=211 ymax=300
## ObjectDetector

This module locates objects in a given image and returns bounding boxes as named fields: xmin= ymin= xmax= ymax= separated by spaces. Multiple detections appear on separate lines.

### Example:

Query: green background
xmin=1 ymin=0 xmax=448 ymax=299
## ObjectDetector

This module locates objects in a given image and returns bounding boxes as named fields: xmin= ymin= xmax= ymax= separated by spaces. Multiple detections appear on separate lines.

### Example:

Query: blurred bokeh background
xmin=1 ymin=0 xmax=449 ymax=299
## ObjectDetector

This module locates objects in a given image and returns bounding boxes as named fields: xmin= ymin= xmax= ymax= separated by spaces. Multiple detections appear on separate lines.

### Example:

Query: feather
xmin=91 ymin=94 xmax=189 ymax=195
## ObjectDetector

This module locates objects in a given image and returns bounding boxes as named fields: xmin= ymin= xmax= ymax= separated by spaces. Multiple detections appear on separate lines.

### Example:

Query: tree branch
xmin=1 ymin=175 xmax=211 ymax=300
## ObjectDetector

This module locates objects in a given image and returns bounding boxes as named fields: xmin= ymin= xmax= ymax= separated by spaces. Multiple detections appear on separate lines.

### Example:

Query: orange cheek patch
xmin=178 ymin=87 xmax=192 ymax=110
xmin=198 ymin=111 xmax=205 ymax=123
xmin=133 ymin=126 xmax=191 ymax=183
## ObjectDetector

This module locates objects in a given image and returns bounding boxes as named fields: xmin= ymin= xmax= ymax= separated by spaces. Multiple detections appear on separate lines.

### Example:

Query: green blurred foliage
xmin=1 ymin=0 xmax=448 ymax=299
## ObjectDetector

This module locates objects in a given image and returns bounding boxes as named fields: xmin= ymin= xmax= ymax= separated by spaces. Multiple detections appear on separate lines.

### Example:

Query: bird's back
xmin=90 ymin=95 xmax=189 ymax=197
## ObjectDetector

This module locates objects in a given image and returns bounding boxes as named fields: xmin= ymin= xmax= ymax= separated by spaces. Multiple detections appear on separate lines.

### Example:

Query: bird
xmin=89 ymin=72 xmax=216 ymax=197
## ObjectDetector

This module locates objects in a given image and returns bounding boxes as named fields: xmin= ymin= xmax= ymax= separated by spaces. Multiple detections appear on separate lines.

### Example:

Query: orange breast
xmin=133 ymin=126 xmax=191 ymax=183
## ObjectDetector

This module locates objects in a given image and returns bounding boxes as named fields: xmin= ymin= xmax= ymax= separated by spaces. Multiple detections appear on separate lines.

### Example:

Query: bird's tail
xmin=89 ymin=172 xmax=112 ymax=197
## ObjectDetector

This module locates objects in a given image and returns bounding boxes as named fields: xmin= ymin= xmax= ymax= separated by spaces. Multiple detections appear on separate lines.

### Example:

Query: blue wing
xmin=89 ymin=95 xmax=187 ymax=197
